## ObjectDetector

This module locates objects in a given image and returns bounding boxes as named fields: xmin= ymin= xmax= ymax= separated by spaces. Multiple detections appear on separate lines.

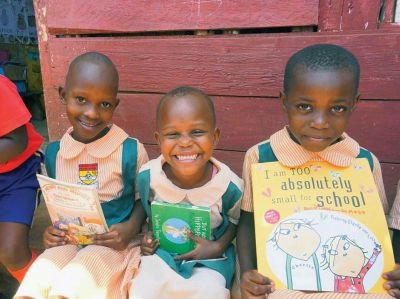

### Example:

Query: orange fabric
xmin=7 ymin=250 xmax=38 ymax=283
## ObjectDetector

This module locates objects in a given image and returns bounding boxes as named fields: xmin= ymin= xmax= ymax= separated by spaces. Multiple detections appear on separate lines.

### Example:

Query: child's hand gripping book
xmin=36 ymin=174 xmax=108 ymax=245
xmin=251 ymin=158 xmax=394 ymax=294
xmin=151 ymin=201 xmax=211 ymax=255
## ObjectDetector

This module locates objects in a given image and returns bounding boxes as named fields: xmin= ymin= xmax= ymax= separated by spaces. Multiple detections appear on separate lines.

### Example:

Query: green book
xmin=151 ymin=201 xmax=211 ymax=254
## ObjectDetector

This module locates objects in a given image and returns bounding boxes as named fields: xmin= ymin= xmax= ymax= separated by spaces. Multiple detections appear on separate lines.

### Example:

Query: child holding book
xmin=129 ymin=86 xmax=243 ymax=299
xmin=237 ymin=44 xmax=400 ymax=299
xmin=15 ymin=52 xmax=148 ymax=299
xmin=0 ymin=75 xmax=43 ymax=283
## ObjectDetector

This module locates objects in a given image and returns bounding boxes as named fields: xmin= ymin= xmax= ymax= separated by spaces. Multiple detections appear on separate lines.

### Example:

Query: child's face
xmin=155 ymin=93 xmax=220 ymax=187
xmin=281 ymin=70 xmax=359 ymax=152
xmin=60 ymin=62 xmax=119 ymax=144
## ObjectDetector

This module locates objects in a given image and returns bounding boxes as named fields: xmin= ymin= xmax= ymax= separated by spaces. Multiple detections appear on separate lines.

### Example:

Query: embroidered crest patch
xmin=79 ymin=163 xmax=98 ymax=185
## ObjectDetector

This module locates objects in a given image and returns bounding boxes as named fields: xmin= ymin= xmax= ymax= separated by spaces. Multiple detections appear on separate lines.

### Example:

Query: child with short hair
xmin=0 ymin=75 xmax=43 ymax=283
xmin=129 ymin=86 xmax=243 ymax=299
xmin=237 ymin=44 xmax=400 ymax=299
xmin=15 ymin=52 xmax=148 ymax=299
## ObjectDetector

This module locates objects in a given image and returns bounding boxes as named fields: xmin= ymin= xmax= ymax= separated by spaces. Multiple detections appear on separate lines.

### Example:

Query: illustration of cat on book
xmin=270 ymin=219 xmax=322 ymax=291
xmin=321 ymin=235 xmax=381 ymax=293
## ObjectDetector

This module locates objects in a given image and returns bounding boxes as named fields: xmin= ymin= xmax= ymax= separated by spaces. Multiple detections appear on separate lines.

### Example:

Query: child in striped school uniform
xmin=129 ymin=86 xmax=243 ymax=299
xmin=237 ymin=44 xmax=400 ymax=299
xmin=15 ymin=52 xmax=148 ymax=299
xmin=0 ymin=75 xmax=43 ymax=284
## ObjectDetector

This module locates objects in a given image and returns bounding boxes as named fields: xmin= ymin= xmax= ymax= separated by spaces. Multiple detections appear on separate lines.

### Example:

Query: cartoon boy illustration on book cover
xmin=271 ymin=219 xmax=322 ymax=291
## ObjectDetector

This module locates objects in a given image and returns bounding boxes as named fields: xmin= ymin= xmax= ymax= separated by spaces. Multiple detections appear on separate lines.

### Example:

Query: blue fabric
xmin=137 ymin=167 xmax=240 ymax=288
xmin=357 ymin=148 xmax=373 ymax=171
xmin=45 ymin=138 xmax=138 ymax=226
xmin=258 ymin=142 xmax=278 ymax=163
xmin=0 ymin=152 xmax=43 ymax=225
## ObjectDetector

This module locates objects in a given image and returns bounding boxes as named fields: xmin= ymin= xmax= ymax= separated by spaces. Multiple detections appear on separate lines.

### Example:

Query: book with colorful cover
xmin=151 ymin=201 xmax=211 ymax=254
xmin=251 ymin=158 xmax=394 ymax=294
xmin=37 ymin=174 xmax=108 ymax=245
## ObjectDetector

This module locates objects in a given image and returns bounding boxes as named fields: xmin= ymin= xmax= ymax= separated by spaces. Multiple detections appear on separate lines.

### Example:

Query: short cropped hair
xmin=283 ymin=44 xmax=360 ymax=94
xmin=156 ymin=86 xmax=216 ymax=128
xmin=67 ymin=51 xmax=119 ymax=86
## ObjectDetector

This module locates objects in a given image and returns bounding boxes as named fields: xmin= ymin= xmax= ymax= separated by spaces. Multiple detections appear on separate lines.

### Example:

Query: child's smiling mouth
xmin=175 ymin=154 xmax=199 ymax=162
xmin=80 ymin=120 xmax=100 ymax=128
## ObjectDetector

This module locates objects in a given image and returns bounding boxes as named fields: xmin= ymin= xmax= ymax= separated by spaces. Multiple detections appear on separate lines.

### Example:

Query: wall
xmin=34 ymin=0 xmax=400 ymax=205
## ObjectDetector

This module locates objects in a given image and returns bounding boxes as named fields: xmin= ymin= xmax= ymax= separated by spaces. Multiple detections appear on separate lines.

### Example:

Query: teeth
xmin=176 ymin=154 xmax=198 ymax=161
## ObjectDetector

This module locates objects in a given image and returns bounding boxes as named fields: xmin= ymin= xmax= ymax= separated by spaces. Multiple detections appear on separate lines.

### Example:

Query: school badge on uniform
xmin=79 ymin=163 xmax=98 ymax=185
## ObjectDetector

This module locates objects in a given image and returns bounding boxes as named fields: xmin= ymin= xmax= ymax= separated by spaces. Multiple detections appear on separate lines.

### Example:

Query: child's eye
xmin=166 ymin=132 xmax=179 ymax=139
xmin=101 ymin=102 xmax=112 ymax=109
xmin=192 ymin=130 xmax=206 ymax=136
xmin=75 ymin=96 xmax=86 ymax=103
xmin=297 ymin=104 xmax=312 ymax=111
xmin=331 ymin=106 xmax=347 ymax=113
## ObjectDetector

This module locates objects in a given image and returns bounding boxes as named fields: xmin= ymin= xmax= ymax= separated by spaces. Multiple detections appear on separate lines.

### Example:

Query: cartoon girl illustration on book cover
xmin=321 ymin=235 xmax=381 ymax=293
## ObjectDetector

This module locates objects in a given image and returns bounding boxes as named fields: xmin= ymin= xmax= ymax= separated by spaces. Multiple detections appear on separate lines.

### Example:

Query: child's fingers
xmin=142 ymin=231 xmax=153 ymax=244
xmin=388 ymin=288 xmax=400 ymax=298
xmin=186 ymin=231 xmax=203 ymax=243
xmin=47 ymin=226 xmax=66 ymax=237
xmin=174 ymin=249 xmax=195 ymax=261
xmin=383 ymin=269 xmax=400 ymax=283
xmin=241 ymin=279 xmax=274 ymax=296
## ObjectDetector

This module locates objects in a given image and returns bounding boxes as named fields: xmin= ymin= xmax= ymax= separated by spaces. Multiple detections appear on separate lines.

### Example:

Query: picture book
xmin=37 ymin=174 xmax=108 ymax=245
xmin=251 ymin=158 xmax=394 ymax=294
xmin=151 ymin=201 xmax=211 ymax=254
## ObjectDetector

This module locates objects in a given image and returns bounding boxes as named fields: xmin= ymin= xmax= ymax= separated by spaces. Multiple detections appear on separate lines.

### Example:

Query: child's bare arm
xmin=174 ymin=222 xmax=237 ymax=261
xmin=0 ymin=125 xmax=27 ymax=163
xmin=94 ymin=200 xmax=147 ymax=251
xmin=238 ymin=210 xmax=275 ymax=298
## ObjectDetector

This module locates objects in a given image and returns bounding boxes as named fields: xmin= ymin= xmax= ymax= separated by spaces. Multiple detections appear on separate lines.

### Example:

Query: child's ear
xmin=351 ymin=94 xmax=360 ymax=111
xmin=114 ymin=98 xmax=120 ymax=109
xmin=213 ymin=127 xmax=220 ymax=147
xmin=279 ymin=91 xmax=287 ymax=111
xmin=58 ymin=86 xmax=66 ymax=104
xmin=154 ymin=131 xmax=161 ymax=145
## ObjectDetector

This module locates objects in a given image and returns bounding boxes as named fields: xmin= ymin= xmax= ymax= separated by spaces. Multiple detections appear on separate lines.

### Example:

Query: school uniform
xmin=15 ymin=124 xmax=148 ymax=299
xmin=0 ymin=75 xmax=43 ymax=225
xmin=388 ymin=180 xmax=400 ymax=231
xmin=240 ymin=126 xmax=391 ymax=299
xmin=129 ymin=155 xmax=243 ymax=299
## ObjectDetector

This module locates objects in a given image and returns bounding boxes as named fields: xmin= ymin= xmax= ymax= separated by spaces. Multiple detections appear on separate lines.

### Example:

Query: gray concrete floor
xmin=0 ymin=119 xmax=51 ymax=298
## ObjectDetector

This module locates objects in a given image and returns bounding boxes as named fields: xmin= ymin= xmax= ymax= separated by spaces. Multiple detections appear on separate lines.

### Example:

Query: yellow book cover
xmin=251 ymin=158 xmax=394 ymax=294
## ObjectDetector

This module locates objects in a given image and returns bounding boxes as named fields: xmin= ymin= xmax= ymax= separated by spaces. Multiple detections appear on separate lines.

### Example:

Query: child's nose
xmin=310 ymin=112 xmax=329 ymax=129
xmin=178 ymin=134 xmax=193 ymax=146
xmin=84 ymin=105 xmax=99 ymax=119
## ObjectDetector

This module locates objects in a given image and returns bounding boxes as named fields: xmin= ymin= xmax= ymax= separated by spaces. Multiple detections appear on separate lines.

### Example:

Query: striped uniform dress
xmin=389 ymin=181 xmax=400 ymax=231
xmin=129 ymin=156 xmax=243 ymax=299
xmin=15 ymin=125 xmax=148 ymax=299
xmin=239 ymin=127 xmax=392 ymax=299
